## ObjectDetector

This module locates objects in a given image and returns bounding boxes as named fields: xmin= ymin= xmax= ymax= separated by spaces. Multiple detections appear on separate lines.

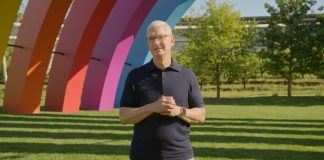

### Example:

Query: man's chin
xmin=153 ymin=52 xmax=165 ymax=57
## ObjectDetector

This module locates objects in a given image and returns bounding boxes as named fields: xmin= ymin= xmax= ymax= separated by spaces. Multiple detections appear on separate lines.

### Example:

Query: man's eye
xmin=148 ymin=37 xmax=158 ymax=41
xmin=146 ymin=35 xmax=169 ymax=42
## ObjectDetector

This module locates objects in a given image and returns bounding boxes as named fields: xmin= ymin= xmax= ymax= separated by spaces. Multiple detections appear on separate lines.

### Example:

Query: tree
xmin=257 ymin=49 xmax=269 ymax=78
xmin=227 ymin=53 xmax=260 ymax=90
xmin=178 ymin=0 xmax=257 ymax=99
xmin=262 ymin=0 xmax=322 ymax=97
xmin=173 ymin=47 xmax=213 ymax=90
xmin=310 ymin=13 xmax=324 ymax=78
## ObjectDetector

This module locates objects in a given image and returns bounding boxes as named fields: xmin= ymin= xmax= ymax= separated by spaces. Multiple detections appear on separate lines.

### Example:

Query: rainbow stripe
xmin=2 ymin=0 xmax=195 ymax=114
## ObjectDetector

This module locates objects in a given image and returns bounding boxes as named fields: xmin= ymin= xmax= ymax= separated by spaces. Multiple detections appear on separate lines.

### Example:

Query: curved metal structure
xmin=2 ymin=0 xmax=194 ymax=114
xmin=115 ymin=0 xmax=195 ymax=107
xmin=44 ymin=0 xmax=117 ymax=112
xmin=0 ymin=1 xmax=22 ymax=66
xmin=3 ymin=0 xmax=72 ymax=114
xmin=81 ymin=0 xmax=157 ymax=111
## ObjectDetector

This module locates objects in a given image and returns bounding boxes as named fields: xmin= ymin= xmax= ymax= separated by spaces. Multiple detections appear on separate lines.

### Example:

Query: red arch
xmin=4 ymin=0 xmax=72 ymax=114
xmin=44 ymin=0 xmax=117 ymax=112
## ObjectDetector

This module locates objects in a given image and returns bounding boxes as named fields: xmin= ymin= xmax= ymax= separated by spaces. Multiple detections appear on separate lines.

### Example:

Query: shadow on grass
xmin=0 ymin=113 xmax=131 ymax=131
xmin=0 ymin=142 xmax=129 ymax=156
xmin=203 ymin=121 xmax=324 ymax=128
xmin=1 ymin=107 xmax=324 ymax=159
xmin=204 ymin=96 xmax=324 ymax=106
xmin=194 ymin=147 xmax=324 ymax=160
xmin=0 ymin=130 xmax=131 ymax=140
xmin=0 ymin=114 xmax=121 ymax=125
xmin=0 ymin=156 xmax=24 ymax=159
xmin=190 ymin=117 xmax=324 ymax=159
xmin=205 ymin=118 xmax=324 ymax=123
xmin=192 ymin=126 xmax=324 ymax=136
xmin=0 ymin=110 xmax=132 ymax=157
xmin=33 ymin=113 xmax=120 ymax=119
xmin=0 ymin=121 xmax=132 ymax=131
xmin=190 ymin=134 xmax=324 ymax=146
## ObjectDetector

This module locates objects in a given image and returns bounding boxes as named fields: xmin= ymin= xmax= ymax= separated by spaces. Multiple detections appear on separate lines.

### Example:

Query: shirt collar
xmin=145 ymin=58 xmax=182 ymax=72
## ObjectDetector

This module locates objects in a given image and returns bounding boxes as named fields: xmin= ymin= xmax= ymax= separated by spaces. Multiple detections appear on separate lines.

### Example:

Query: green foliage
xmin=227 ymin=53 xmax=260 ymax=89
xmin=261 ymin=0 xmax=323 ymax=97
xmin=311 ymin=14 xmax=324 ymax=78
xmin=173 ymin=51 xmax=214 ymax=89
xmin=177 ymin=0 xmax=257 ymax=98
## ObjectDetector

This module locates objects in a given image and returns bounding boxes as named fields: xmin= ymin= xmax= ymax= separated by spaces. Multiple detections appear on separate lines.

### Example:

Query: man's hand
xmin=159 ymin=96 xmax=181 ymax=117
xmin=149 ymin=95 xmax=184 ymax=117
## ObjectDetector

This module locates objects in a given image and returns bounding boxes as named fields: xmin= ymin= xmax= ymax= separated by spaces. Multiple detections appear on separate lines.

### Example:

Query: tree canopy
xmin=176 ymin=0 xmax=257 ymax=99
xmin=261 ymin=0 xmax=324 ymax=97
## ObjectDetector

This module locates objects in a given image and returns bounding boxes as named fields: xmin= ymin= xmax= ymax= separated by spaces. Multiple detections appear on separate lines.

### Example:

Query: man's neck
xmin=153 ymin=56 xmax=171 ymax=70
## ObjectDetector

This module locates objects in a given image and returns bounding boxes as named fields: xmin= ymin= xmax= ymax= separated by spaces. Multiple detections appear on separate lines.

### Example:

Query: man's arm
xmin=119 ymin=104 xmax=153 ymax=125
xmin=178 ymin=107 xmax=205 ymax=124
xmin=161 ymin=104 xmax=205 ymax=124
xmin=119 ymin=96 xmax=176 ymax=124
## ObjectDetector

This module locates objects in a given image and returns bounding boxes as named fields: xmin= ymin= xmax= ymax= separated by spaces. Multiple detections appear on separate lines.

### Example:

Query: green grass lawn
xmin=1 ymin=96 xmax=324 ymax=160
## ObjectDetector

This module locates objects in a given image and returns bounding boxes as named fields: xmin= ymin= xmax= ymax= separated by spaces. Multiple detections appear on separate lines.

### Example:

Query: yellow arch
xmin=0 ymin=1 xmax=22 ymax=67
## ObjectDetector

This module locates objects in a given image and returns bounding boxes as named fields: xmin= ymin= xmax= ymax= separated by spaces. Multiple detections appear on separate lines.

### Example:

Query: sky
xmin=185 ymin=0 xmax=324 ymax=17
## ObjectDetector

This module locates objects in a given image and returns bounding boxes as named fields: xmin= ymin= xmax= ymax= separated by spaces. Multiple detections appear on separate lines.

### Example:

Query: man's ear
xmin=170 ymin=35 xmax=175 ymax=47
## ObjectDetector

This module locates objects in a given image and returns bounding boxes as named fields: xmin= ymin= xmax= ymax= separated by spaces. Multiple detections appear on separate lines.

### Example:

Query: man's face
xmin=147 ymin=26 xmax=175 ymax=58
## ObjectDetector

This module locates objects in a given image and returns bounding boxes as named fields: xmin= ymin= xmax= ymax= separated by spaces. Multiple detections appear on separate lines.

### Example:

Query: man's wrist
xmin=146 ymin=103 xmax=156 ymax=113
xmin=178 ymin=107 xmax=186 ymax=117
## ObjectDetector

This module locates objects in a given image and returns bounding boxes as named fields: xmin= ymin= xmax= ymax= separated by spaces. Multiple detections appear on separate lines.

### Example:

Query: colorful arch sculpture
xmin=3 ymin=0 xmax=72 ymax=114
xmin=81 ymin=0 xmax=157 ymax=111
xmin=0 ymin=1 xmax=22 ymax=67
xmin=44 ymin=0 xmax=117 ymax=112
xmin=115 ymin=0 xmax=195 ymax=107
xmin=2 ymin=0 xmax=195 ymax=114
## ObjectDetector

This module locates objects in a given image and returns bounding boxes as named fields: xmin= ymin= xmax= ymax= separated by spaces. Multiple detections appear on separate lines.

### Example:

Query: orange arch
xmin=3 ymin=0 xmax=72 ymax=114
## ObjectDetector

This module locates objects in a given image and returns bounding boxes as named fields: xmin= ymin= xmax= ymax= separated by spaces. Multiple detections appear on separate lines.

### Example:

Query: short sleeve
xmin=120 ymin=71 xmax=136 ymax=107
xmin=188 ymin=71 xmax=204 ymax=108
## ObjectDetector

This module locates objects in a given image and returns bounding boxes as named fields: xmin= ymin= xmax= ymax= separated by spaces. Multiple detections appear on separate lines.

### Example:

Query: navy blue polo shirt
xmin=120 ymin=59 xmax=204 ymax=160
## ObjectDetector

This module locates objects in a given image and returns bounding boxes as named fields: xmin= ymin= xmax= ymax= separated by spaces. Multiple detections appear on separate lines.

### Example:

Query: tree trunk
xmin=242 ymin=79 xmax=246 ymax=90
xmin=287 ymin=75 xmax=292 ymax=97
xmin=260 ymin=66 xmax=264 ymax=78
xmin=215 ymin=66 xmax=222 ymax=99
xmin=216 ymin=76 xmax=221 ymax=99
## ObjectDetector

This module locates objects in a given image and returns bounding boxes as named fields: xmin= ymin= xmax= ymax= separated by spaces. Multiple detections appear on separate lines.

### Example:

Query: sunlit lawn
xmin=0 ymin=77 xmax=324 ymax=159
xmin=0 ymin=96 xmax=324 ymax=160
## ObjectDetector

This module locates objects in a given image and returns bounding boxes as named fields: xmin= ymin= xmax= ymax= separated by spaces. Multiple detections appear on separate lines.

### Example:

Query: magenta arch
xmin=44 ymin=0 xmax=117 ymax=112
xmin=3 ymin=0 xmax=195 ymax=114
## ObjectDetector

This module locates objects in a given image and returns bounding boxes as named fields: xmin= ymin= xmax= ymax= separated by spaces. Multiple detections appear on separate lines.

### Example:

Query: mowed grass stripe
xmin=0 ymin=130 xmax=132 ymax=140
xmin=0 ymin=115 xmax=120 ymax=124
xmin=193 ymin=124 xmax=324 ymax=131
xmin=1 ymin=95 xmax=324 ymax=160
xmin=0 ymin=122 xmax=132 ymax=131
xmin=0 ymin=137 xmax=131 ymax=145
xmin=190 ymin=134 xmax=324 ymax=147
xmin=192 ymin=142 xmax=324 ymax=152
xmin=1 ymin=122 xmax=322 ymax=133
xmin=190 ymin=131 xmax=324 ymax=140
xmin=203 ymin=119 xmax=324 ymax=126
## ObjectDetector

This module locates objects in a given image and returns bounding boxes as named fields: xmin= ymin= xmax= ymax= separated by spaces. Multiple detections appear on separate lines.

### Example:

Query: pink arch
xmin=44 ymin=0 xmax=117 ymax=112
xmin=81 ymin=0 xmax=156 ymax=110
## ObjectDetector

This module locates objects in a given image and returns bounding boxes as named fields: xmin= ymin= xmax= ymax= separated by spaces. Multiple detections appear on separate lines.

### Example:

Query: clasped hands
xmin=151 ymin=95 xmax=181 ymax=117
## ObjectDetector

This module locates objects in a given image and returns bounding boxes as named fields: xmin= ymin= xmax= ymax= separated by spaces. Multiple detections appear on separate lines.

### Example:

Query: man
xmin=119 ymin=20 xmax=205 ymax=160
